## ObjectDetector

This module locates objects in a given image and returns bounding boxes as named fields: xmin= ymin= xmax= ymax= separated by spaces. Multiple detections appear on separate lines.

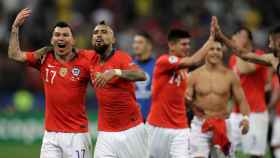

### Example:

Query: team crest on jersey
xmin=59 ymin=67 xmax=68 ymax=77
xmin=168 ymin=56 xmax=178 ymax=64
xmin=72 ymin=67 xmax=80 ymax=77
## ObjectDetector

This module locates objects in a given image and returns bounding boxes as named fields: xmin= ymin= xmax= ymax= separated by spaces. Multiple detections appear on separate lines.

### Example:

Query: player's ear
xmin=71 ymin=37 xmax=76 ymax=45
xmin=147 ymin=43 xmax=152 ymax=51
xmin=112 ymin=36 xmax=116 ymax=44
xmin=51 ymin=37 xmax=54 ymax=45
xmin=168 ymin=41 xmax=175 ymax=50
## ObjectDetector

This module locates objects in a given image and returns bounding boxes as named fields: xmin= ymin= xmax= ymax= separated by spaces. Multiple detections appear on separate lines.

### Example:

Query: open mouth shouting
xmin=95 ymin=38 xmax=105 ymax=46
xmin=57 ymin=41 xmax=66 ymax=48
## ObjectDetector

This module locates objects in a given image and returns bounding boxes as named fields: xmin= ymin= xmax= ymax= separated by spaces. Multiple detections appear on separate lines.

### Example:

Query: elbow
xmin=239 ymin=68 xmax=256 ymax=75
xmin=139 ymin=71 xmax=147 ymax=81
xmin=8 ymin=50 xmax=23 ymax=62
xmin=8 ymin=51 xmax=15 ymax=59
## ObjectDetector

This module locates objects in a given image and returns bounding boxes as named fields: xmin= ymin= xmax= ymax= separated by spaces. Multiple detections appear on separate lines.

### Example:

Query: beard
xmin=94 ymin=44 xmax=109 ymax=55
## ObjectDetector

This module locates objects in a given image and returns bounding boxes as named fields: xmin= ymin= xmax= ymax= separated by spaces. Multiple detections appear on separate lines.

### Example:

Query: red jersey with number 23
xmin=90 ymin=50 xmax=143 ymax=132
xmin=148 ymin=54 xmax=188 ymax=128
xmin=26 ymin=49 xmax=97 ymax=132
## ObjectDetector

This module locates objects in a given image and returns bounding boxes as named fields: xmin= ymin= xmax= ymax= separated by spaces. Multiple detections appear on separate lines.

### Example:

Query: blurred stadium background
xmin=0 ymin=0 xmax=279 ymax=157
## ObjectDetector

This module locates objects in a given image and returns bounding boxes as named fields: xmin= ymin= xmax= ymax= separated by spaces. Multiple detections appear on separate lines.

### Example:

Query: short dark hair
xmin=214 ymin=38 xmax=224 ymax=45
xmin=233 ymin=26 xmax=253 ymax=41
xmin=168 ymin=29 xmax=191 ymax=42
xmin=136 ymin=31 xmax=153 ymax=43
xmin=52 ymin=21 xmax=74 ymax=35
xmin=270 ymin=25 xmax=280 ymax=35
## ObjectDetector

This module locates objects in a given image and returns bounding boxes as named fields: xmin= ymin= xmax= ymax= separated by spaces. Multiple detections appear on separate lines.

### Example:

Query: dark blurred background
xmin=0 ymin=0 xmax=279 ymax=157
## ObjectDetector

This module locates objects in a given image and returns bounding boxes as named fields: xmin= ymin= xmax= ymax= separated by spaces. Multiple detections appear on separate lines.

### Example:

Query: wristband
xmin=114 ymin=69 xmax=122 ymax=77
xmin=242 ymin=115 xmax=249 ymax=121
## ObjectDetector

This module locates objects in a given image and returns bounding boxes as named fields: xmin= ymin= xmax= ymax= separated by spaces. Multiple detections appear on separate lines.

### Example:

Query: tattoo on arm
xmin=219 ymin=32 xmax=272 ymax=66
xmin=119 ymin=70 xmax=146 ymax=81
xmin=238 ymin=53 xmax=272 ymax=66
xmin=8 ymin=26 xmax=25 ymax=62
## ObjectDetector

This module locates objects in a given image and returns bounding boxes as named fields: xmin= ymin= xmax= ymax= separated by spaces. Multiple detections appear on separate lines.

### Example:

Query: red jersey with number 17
xmin=147 ymin=54 xmax=188 ymax=128
xmin=90 ymin=50 xmax=143 ymax=132
xmin=26 ymin=49 xmax=98 ymax=132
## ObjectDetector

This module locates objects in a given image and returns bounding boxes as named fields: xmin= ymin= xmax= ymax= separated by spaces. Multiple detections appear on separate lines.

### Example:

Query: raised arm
xmin=8 ymin=8 xmax=31 ymax=62
xmin=236 ymin=56 xmax=260 ymax=75
xmin=212 ymin=16 xmax=273 ymax=66
xmin=8 ymin=8 xmax=50 ymax=63
xmin=218 ymin=30 xmax=273 ymax=66
xmin=178 ymin=38 xmax=213 ymax=68
xmin=178 ymin=18 xmax=216 ymax=69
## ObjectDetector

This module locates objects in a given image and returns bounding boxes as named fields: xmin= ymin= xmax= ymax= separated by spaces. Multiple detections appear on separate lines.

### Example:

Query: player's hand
xmin=239 ymin=119 xmax=249 ymax=135
xmin=94 ymin=70 xmax=117 ymax=88
xmin=12 ymin=8 xmax=31 ymax=28
xmin=209 ymin=16 xmax=216 ymax=40
xmin=211 ymin=16 xmax=221 ymax=38
xmin=179 ymin=69 xmax=188 ymax=80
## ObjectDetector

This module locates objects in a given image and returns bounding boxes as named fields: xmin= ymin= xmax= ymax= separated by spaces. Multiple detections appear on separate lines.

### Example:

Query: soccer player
xmin=269 ymin=74 xmax=280 ymax=158
xmin=132 ymin=31 xmax=156 ymax=121
xmin=90 ymin=21 xmax=148 ymax=158
xmin=186 ymin=39 xmax=250 ymax=158
xmin=8 ymin=8 xmax=97 ymax=158
xmin=213 ymin=16 xmax=280 ymax=83
xmin=146 ymin=23 xmax=215 ymax=157
xmin=228 ymin=27 xmax=269 ymax=158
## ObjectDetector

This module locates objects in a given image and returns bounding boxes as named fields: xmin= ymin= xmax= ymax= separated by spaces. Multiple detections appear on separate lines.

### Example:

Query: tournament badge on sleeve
xmin=59 ymin=67 xmax=68 ymax=77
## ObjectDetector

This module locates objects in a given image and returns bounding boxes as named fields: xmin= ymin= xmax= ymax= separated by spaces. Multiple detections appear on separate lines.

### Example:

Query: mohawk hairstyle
xmin=98 ymin=20 xmax=107 ymax=25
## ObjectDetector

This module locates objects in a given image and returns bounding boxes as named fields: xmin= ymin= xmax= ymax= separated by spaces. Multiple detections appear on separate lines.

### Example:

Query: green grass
xmin=0 ymin=143 xmax=273 ymax=158
xmin=236 ymin=150 xmax=272 ymax=158
xmin=0 ymin=143 xmax=41 ymax=158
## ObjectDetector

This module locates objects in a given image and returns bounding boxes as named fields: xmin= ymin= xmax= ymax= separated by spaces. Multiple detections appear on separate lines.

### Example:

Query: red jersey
xmin=147 ymin=54 xmax=188 ymax=128
xmin=26 ymin=49 xmax=97 ymax=132
xmin=272 ymin=74 xmax=280 ymax=116
xmin=90 ymin=50 xmax=143 ymax=132
xmin=229 ymin=50 xmax=268 ymax=112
